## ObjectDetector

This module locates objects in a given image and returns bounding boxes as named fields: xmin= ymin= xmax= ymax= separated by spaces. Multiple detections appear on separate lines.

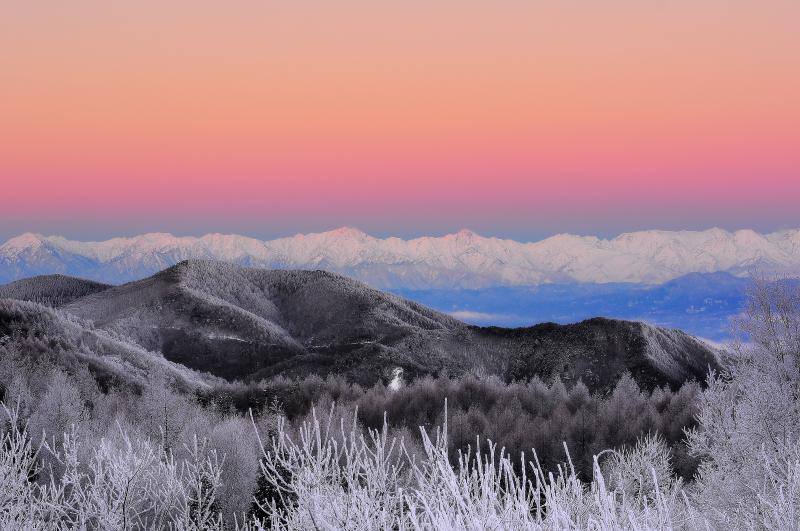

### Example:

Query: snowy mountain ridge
xmin=2 ymin=227 xmax=800 ymax=288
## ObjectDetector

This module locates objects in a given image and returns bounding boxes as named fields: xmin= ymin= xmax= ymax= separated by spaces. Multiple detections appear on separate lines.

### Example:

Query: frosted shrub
xmin=55 ymin=430 xmax=179 ymax=529
xmin=249 ymin=407 xmax=407 ymax=530
xmin=174 ymin=437 xmax=225 ymax=530
xmin=403 ymin=431 xmax=695 ymax=530
xmin=0 ymin=403 xmax=55 ymax=529
xmin=207 ymin=416 xmax=260 ymax=525
xmin=600 ymin=433 xmax=677 ymax=507
xmin=53 ymin=432 xmax=224 ymax=530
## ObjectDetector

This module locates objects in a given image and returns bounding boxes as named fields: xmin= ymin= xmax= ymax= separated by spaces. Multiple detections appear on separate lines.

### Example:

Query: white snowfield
xmin=2 ymin=227 xmax=800 ymax=288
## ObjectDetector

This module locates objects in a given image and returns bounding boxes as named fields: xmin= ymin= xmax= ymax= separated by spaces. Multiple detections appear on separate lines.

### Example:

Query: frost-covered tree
xmin=27 ymin=370 xmax=88 ymax=444
xmin=687 ymin=276 xmax=800 ymax=528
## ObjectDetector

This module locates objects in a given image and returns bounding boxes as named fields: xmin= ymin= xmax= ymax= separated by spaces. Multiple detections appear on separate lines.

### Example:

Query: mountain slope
xmin=51 ymin=261 xmax=720 ymax=389
xmin=0 ymin=298 xmax=217 ymax=393
xmin=480 ymin=318 xmax=717 ymax=391
xmin=62 ymin=261 xmax=462 ymax=382
xmin=2 ymin=227 xmax=799 ymax=288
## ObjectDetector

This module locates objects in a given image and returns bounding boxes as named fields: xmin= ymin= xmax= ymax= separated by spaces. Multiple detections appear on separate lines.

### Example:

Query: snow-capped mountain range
xmin=2 ymin=227 xmax=799 ymax=288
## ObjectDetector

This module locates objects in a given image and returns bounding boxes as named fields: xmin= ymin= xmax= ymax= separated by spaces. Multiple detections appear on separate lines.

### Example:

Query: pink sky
xmin=1 ymin=1 xmax=798 ymax=240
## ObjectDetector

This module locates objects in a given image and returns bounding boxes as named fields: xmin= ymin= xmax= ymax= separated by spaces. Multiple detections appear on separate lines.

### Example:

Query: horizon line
xmin=4 ymin=225 xmax=800 ymax=247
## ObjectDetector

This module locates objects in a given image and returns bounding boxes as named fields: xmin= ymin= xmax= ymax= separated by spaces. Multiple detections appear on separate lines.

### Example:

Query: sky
xmin=1 ymin=1 xmax=798 ymax=242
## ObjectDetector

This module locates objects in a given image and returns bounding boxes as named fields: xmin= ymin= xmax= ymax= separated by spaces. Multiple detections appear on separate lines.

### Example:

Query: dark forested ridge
xmin=476 ymin=318 xmax=718 ymax=391
xmin=1 ymin=260 xmax=720 ymax=390
xmin=0 ymin=274 xmax=111 ymax=306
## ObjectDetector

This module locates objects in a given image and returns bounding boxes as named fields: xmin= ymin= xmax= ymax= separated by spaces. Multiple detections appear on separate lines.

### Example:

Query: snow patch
xmin=389 ymin=367 xmax=404 ymax=391
xmin=206 ymin=333 xmax=248 ymax=343
xmin=449 ymin=310 xmax=514 ymax=322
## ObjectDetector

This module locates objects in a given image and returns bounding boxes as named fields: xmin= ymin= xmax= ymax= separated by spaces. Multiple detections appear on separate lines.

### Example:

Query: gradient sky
xmin=1 ymin=1 xmax=798 ymax=241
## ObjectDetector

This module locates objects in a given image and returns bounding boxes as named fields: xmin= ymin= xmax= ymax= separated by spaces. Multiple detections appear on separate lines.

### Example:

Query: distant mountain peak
xmin=447 ymin=228 xmax=481 ymax=240
xmin=325 ymin=226 xmax=369 ymax=238
xmin=1 ymin=232 xmax=46 ymax=252
xmin=2 ymin=228 xmax=799 ymax=288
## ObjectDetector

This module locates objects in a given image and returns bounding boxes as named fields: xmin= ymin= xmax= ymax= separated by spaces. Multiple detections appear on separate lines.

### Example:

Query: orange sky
xmin=1 ymin=1 xmax=798 ymax=239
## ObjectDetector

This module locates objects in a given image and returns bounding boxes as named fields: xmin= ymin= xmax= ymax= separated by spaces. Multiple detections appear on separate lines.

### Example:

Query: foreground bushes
xmin=3 ymin=376 xmax=800 ymax=529
xmin=2 ymin=401 xmax=703 ymax=530
xmin=1 ymin=403 xmax=225 ymax=530
xmin=252 ymin=404 xmax=707 ymax=530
